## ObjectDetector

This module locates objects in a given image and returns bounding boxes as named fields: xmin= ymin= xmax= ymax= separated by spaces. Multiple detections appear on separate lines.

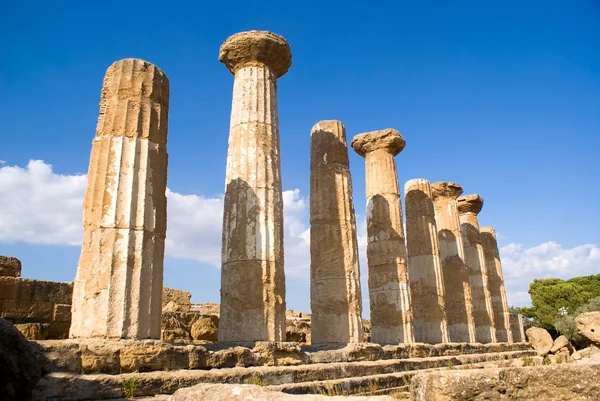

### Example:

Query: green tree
xmin=527 ymin=274 xmax=600 ymax=331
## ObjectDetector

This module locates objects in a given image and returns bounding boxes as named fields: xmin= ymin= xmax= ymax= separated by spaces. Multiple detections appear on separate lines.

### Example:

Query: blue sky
xmin=1 ymin=1 xmax=599 ymax=315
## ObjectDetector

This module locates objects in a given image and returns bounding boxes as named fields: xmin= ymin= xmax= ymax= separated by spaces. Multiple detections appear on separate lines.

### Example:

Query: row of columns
xmin=69 ymin=30 xmax=514 ymax=345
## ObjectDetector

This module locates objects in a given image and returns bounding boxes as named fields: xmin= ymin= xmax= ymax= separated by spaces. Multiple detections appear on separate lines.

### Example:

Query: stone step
xmin=269 ymin=355 xmax=536 ymax=396
xmin=34 ymin=349 xmax=536 ymax=400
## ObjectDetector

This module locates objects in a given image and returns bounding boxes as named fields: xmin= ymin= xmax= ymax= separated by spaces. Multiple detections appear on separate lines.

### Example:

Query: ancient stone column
xmin=351 ymin=129 xmax=414 ymax=344
xmin=70 ymin=58 xmax=169 ymax=339
xmin=310 ymin=120 xmax=363 ymax=344
xmin=457 ymin=194 xmax=496 ymax=344
xmin=218 ymin=31 xmax=291 ymax=342
xmin=481 ymin=227 xmax=513 ymax=343
xmin=404 ymin=178 xmax=449 ymax=344
xmin=510 ymin=313 xmax=525 ymax=342
xmin=431 ymin=182 xmax=475 ymax=343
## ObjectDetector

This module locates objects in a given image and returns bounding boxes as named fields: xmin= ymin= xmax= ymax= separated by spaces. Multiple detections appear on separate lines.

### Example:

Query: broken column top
xmin=311 ymin=120 xmax=349 ymax=166
xmin=457 ymin=194 xmax=484 ymax=215
xmin=404 ymin=178 xmax=430 ymax=193
xmin=430 ymin=182 xmax=464 ymax=201
xmin=219 ymin=30 xmax=292 ymax=78
xmin=480 ymin=226 xmax=496 ymax=235
xmin=103 ymin=58 xmax=169 ymax=103
xmin=350 ymin=128 xmax=406 ymax=157
xmin=311 ymin=120 xmax=346 ymax=139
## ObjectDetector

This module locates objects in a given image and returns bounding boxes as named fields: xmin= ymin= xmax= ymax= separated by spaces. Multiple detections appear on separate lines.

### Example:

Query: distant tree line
xmin=510 ymin=274 xmax=600 ymax=346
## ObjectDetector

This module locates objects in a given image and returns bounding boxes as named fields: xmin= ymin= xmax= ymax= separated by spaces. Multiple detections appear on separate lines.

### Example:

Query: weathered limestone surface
xmin=310 ymin=120 xmax=363 ymax=344
xmin=526 ymin=327 xmax=553 ymax=356
xmin=510 ymin=313 xmax=525 ymax=343
xmin=431 ymin=182 xmax=475 ymax=343
xmin=576 ymin=312 xmax=600 ymax=345
xmin=70 ymin=58 xmax=170 ymax=339
xmin=219 ymin=31 xmax=291 ymax=342
xmin=457 ymin=194 xmax=495 ymax=344
xmin=351 ymin=129 xmax=413 ymax=345
xmin=0 ymin=255 xmax=22 ymax=277
xmin=410 ymin=363 xmax=600 ymax=401
xmin=170 ymin=383 xmax=393 ymax=400
xmin=481 ymin=227 xmax=513 ymax=343
xmin=404 ymin=178 xmax=448 ymax=344
xmin=0 ymin=277 xmax=73 ymax=339
xmin=162 ymin=287 xmax=192 ymax=313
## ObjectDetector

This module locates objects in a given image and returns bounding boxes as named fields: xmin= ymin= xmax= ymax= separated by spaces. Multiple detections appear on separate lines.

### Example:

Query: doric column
xmin=481 ymin=227 xmax=513 ymax=343
xmin=351 ymin=129 xmax=413 ymax=345
xmin=431 ymin=182 xmax=475 ymax=343
xmin=457 ymin=194 xmax=496 ymax=344
xmin=218 ymin=31 xmax=291 ymax=342
xmin=70 ymin=58 xmax=169 ymax=339
xmin=510 ymin=313 xmax=525 ymax=342
xmin=404 ymin=178 xmax=449 ymax=344
xmin=310 ymin=120 xmax=363 ymax=344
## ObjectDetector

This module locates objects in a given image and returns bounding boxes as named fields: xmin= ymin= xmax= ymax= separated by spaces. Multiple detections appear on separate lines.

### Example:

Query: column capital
xmin=457 ymin=194 xmax=484 ymax=215
xmin=350 ymin=129 xmax=406 ymax=157
xmin=219 ymin=30 xmax=292 ymax=78
xmin=431 ymin=181 xmax=463 ymax=201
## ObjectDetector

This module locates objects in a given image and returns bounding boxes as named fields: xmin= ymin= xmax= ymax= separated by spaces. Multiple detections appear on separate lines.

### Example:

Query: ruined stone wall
xmin=0 ymin=275 xmax=73 ymax=339
xmin=162 ymin=287 xmax=192 ymax=313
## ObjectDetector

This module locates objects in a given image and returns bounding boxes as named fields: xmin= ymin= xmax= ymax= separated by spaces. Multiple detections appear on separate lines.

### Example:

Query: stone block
xmin=15 ymin=322 xmax=50 ymax=340
xmin=0 ymin=276 xmax=19 ymax=299
xmin=190 ymin=315 xmax=218 ymax=342
xmin=53 ymin=303 xmax=71 ymax=322
xmin=576 ymin=311 xmax=600 ymax=345
xmin=81 ymin=341 xmax=121 ymax=374
xmin=47 ymin=321 xmax=70 ymax=339
xmin=162 ymin=287 xmax=192 ymax=313
xmin=253 ymin=341 xmax=307 ymax=366
xmin=119 ymin=340 xmax=188 ymax=372
xmin=206 ymin=346 xmax=255 ymax=368
xmin=411 ymin=362 xmax=600 ymax=400
xmin=186 ymin=344 xmax=210 ymax=369
xmin=526 ymin=327 xmax=553 ymax=356
xmin=32 ymin=340 xmax=82 ymax=374
xmin=550 ymin=335 xmax=569 ymax=354
xmin=1 ymin=299 xmax=54 ymax=322
xmin=0 ymin=255 xmax=21 ymax=277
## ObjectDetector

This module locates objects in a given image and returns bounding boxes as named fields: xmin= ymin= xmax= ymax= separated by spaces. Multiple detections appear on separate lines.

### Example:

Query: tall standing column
xmin=431 ymin=182 xmax=475 ymax=343
xmin=481 ymin=227 xmax=513 ymax=343
xmin=351 ymin=129 xmax=413 ymax=345
xmin=457 ymin=195 xmax=496 ymax=344
xmin=310 ymin=120 xmax=363 ymax=344
xmin=218 ymin=31 xmax=291 ymax=342
xmin=405 ymin=179 xmax=449 ymax=344
xmin=70 ymin=58 xmax=169 ymax=339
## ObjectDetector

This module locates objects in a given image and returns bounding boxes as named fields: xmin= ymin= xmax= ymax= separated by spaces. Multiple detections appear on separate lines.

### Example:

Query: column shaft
xmin=220 ymin=64 xmax=285 ymax=342
xmin=404 ymin=179 xmax=449 ymax=344
xmin=432 ymin=183 xmax=475 ymax=343
xmin=310 ymin=120 xmax=363 ymax=344
xmin=510 ymin=313 xmax=525 ymax=342
xmin=481 ymin=227 xmax=513 ymax=343
xmin=351 ymin=129 xmax=413 ymax=345
xmin=70 ymin=58 xmax=169 ymax=339
xmin=459 ymin=211 xmax=496 ymax=343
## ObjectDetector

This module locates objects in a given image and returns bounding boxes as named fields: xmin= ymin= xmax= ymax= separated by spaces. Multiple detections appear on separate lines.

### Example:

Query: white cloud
xmin=0 ymin=160 xmax=86 ymax=246
xmin=501 ymin=241 xmax=600 ymax=307
xmin=0 ymin=160 xmax=312 ymax=277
